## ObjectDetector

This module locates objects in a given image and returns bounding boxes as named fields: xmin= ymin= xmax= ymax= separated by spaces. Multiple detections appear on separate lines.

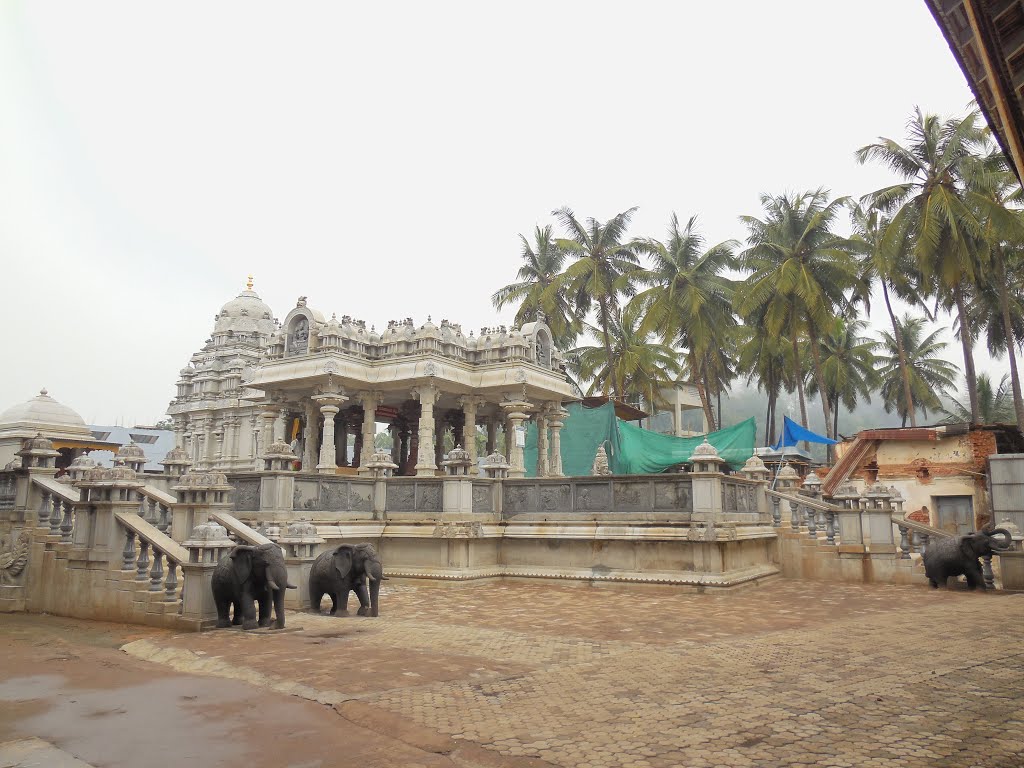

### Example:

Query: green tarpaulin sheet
xmin=615 ymin=416 xmax=756 ymax=473
xmin=524 ymin=403 xmax=755 ymax=476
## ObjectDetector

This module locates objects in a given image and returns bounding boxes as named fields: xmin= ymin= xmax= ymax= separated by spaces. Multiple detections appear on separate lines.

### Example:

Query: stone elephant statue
xmin=309 ymin=543 xmax=383 ymax=617
xmin=212 ymin=543 xmax=296 ymax=629
xmin=922 ymin=528 xmax=1013 ymax=590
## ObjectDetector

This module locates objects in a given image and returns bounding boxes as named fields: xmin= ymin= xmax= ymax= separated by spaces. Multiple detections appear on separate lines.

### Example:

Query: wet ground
xmin=1 ymin=579 xmax=1022 ymax=767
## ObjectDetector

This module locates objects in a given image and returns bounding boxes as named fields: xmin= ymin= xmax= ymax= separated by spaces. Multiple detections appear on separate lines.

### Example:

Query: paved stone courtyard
xmin=2 ymin=579 xmax=1022 ymax=767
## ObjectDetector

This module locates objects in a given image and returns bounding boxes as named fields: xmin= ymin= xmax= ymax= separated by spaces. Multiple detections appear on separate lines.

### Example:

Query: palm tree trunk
xmin=995 ymin=250 xmax=1024 ymax=427
xmin=694 ymin=355 xmax=717 ymax=432
xmin=598 ymin=299 xmax=615 ymax=398
xmin=953 ymin=283 xmax=980 ymax=424
xmin=764 ymin=398 xmax=771 ymax=445
xmin=808 ymin=333 xmax=834 ymax=440
xmin=768 ymin=389 xmax=777 ymax=446
xmin=791 ymin=334 xmax=809 ymax=451
xmin=882 ymin=281 xmax=917 ymax=428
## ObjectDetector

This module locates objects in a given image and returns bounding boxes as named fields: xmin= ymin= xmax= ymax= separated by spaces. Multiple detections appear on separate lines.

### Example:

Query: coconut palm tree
xmin=877 ymin=315 xmax=959 ymax=426
xmin=943 ymin=373 xmax=1016 ymax=424
xmin=491 ymin=225 xmax=581 ymax=348
xmin=568 ymin=302 xmax=682 ymax=409
xmin=960 ymin=143 xmax=1024 ymax=427
xmin=856 ymin=108 xmax=988 ymax=423
xmin=848 ymin=203 xmax=925 ymax=426
xmin=735 ymin=319 xmax=794 ymax=446
xmin=552 ymin=206 xmax=642 ymax=398
xmin=736 ymin=189 xmax=857 ymax=439
xmin=803 ymin=317 xmax=880 ymax=439
xmin=632 ymin=213 xmax=739 ymax=430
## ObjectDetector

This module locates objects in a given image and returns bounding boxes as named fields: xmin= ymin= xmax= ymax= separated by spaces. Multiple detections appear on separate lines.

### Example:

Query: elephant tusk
xmin=286 ymin=583 xmax=297 ymax=589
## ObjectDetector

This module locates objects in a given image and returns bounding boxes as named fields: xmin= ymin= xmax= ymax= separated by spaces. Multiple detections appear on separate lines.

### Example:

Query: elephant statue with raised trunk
xmin=923 ymin=528 xmax=1013 ymax=590
xmin=212 ymin=543 xmax=296 ymax=629
xmin=309 ymin=543 xmax=383 ymax=617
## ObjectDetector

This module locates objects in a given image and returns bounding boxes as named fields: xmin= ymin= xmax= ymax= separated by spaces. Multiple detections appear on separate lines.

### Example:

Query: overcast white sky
xmin=0 ymin=1 xmax=1004 ymax=425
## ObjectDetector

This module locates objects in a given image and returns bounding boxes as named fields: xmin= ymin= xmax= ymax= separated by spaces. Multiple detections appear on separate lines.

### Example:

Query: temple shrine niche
xmin=167 ymin=280 xmax=574 ymax=478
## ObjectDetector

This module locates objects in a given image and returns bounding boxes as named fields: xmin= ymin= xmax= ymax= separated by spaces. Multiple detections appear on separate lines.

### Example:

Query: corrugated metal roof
xmin=87 ymin=425 xmax=176 ymax=472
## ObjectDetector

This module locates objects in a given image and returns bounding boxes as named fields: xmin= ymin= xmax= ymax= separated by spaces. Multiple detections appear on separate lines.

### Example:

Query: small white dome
xmin=0 ymin=389 xmax=87 ymax=430
xmin=214 ymin=282 xmax=277 ymax=338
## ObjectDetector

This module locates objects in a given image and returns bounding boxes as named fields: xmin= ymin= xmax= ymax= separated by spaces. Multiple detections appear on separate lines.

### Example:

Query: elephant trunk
xmin=986 ymin=528 xmax=1014 ymax=550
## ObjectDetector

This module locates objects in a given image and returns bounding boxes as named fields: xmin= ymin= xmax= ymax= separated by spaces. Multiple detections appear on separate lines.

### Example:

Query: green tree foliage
xmin=943 ymin=373 xmax=1016 ymax=425
xmin=878 ymin=315 xmax=959 ymax=426
xmin=633 ymin=213 xmax=738 ymax=430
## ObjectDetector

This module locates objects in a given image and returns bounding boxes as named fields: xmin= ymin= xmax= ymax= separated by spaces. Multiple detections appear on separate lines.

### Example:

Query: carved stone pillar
xmin=434 ymin=415 xmax=446 ymax=469
xmin=314 ymin=394 xmax=347 ymax=473
xmin=535 ymin=411 xmax=549 ymax=477
xmin=486 ymin=415 xmax=497 ymax=455
xmin=459 ymin=396 xmax=482 ymax=475
xmin=390 ymin=422 xmax=401 ymax=465
xmin=502 ymin=400 xmax=532 ymax=479
xmin=302 ymin=401 xmax=317 ymax=470
xmin=548 ymin=406 xmax=567 ymax=477
xmin=414 ymin=383 xmax=439 ymax=476
xmin=399 ymin=422 xmax=411 ymax=475
xmin=337 ymin=414 xmax=350 ymax=467
xmin=357 ymin=392 xmax=381 ymax=475
xmin=259 ymin=407 xmax=278 ymax=459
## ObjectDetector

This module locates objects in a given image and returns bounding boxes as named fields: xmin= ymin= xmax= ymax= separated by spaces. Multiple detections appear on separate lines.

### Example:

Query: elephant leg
xmin=214 ymin=595 xmax=232 ymax=628
xmin=964 ymin=563 xmax=985 ymax=590
xmin=272 ymin=588 xmax=286 ymax=629
xmin=257 ymin=590 xmax=273 ymax=627
xmin=310 ymin=588 xmax=325 ymax=614
xmin=354 ymin=583 xmax=371 ymax=616
xmin=328 ymin=592 xmax=339 ymax=616
xmin=230 ymin=600 xmax=244 ymax=625
xmin=928 ymin=579 xmax=938 ymax=589
xmin=239 ymin=588 xmax=258 ymax=630
xmin=338 ymin=588 xmax=350 ymax=613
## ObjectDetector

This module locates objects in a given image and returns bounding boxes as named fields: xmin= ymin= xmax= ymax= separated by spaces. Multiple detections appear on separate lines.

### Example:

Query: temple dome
xmin=0 ymin=389 xmax=87 ymax=431
xmin=214 ymin=282 xmax=277 ymax=337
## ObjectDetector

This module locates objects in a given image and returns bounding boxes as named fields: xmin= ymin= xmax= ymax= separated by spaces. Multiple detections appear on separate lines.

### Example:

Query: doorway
xmin=934 ymin=495 xmax=974 ymax=536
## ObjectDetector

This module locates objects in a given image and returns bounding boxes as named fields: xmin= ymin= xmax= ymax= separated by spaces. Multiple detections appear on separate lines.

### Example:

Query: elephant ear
xmin=230 ymin=546 xmax=254 ymax=582
xmin=333 ymin=548 xmax=353 ymax=581
xmin=959 ymin=536 xmax=984 ymax=560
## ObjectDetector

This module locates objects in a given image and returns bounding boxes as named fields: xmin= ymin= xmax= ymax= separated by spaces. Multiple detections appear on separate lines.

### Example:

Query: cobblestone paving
xmin=132 ymin=580 xmax=1024 ymax=768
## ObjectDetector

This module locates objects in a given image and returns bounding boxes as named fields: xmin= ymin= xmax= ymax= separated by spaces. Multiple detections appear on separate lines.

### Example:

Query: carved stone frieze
xmin=504 ymin=485 xmax=534 ymax=513
xmin=472 ymin=483 xmax=492 ymax=513
xmin=539 ymin=484 xmax=571 ymax=513
xmin=432 ymin=521 xmax=483 ymax=538
xmin=387 ymin=483 xmax=416 ymax=512
xmin=723 ymin=484 xmax=738 ymax=515
xmin=233 ymin=479 xmax=261 ymax=511
xmin=613 ymin=482 xmax=650 ymax=511
xmin=320 ymin=479 xmax=348 ymax=511
xmin=0 ymin=532 xmax=29 ymax=585
xmin=654 ymin=481 xmax=692 ymax=512
xmin=349 ymin=482 xmax=373 ymax=512
xmin=416 ymin=483 xmax=442 ymax=512
xmin=575 ymin=484 xmax=611 ymax=512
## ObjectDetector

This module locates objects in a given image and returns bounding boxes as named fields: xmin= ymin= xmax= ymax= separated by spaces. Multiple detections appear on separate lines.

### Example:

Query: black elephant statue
xmin=922 ymin=528 xmax=1013 ymax=590
xmin=309 ymin=543 xmax=383 ymax=617
xmin=212 ymin=543 xmax=295 ymax=629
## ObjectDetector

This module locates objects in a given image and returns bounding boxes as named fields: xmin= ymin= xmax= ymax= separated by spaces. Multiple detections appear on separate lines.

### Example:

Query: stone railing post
xmin=831 ymin=483 xmax=865 ymax=554
xmin=861 ymin=482 xmax=896 ymax=556
xmin=897 ymin=524 xmax=911 ymax=559
xmin=688 ymin=439 xmax=726 ymax=524
xmin=171 ymin=470 xmax=235 ymax=542
xmin=181 ymin=520 xmax=235 ymax=629
xmin=278 ymin=520 xmax=324 ymax=610
xmin=73 ymin=462 xmax=144 ymax=565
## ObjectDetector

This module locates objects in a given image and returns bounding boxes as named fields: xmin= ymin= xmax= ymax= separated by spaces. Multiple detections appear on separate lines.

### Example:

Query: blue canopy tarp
xmin=771 ymin=415 xmax=837 ymax=450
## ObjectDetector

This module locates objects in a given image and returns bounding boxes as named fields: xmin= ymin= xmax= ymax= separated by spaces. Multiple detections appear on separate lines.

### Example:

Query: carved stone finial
xmin=246 ymin=274 xmax=254 ymax=290
xmin=592 ymin=445 xmax=612 ymax=476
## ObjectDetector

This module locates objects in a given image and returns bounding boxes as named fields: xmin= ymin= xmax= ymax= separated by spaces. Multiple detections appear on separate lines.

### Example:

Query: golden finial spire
xmin=246 ymin=274 xmax=254 ymax=290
